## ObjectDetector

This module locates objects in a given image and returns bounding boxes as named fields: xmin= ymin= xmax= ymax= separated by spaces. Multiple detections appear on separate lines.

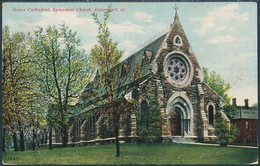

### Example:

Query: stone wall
xmin=60 ymin=15 xmax=224 ymax=145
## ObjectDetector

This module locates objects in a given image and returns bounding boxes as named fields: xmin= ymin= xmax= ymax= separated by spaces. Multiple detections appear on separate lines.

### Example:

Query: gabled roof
xmin=76 ymin=33 xmax=167 ymax=109
xmin=233 ymin=107 xmax=258 ymax=120
xmin=117 ymin=33 xmax=166 ymax=86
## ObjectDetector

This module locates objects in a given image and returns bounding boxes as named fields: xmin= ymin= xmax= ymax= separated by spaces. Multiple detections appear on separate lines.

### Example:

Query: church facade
xmin=51 ymin=12 xmax=230 ymax=146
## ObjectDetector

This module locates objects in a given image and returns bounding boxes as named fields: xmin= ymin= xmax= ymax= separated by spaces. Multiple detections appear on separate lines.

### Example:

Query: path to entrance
xmin=177 ymin=141 xmax=258 ymax=149
xmin=176 ymin=142 xmax=258 ymax=165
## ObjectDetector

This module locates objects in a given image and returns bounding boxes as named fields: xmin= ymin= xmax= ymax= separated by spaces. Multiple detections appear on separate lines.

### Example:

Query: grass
xmin=2 ymin=143 xmax=258 ymax=165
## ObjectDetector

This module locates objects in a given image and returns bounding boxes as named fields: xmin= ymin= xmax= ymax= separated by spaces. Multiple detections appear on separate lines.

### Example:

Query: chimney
xmin=232 ymin=98 xmax=236 ymax=106
xmin=244 ymin=99 xmax=249 ymax=109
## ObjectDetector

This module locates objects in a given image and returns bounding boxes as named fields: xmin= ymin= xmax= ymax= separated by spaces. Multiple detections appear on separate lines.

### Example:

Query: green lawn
xmin=2 ymin=143 xmax=258 ymax=165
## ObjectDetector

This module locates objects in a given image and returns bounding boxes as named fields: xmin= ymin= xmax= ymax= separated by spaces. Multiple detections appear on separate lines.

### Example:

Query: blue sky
xmin=3 ymin=2 xmax=257 ymax=106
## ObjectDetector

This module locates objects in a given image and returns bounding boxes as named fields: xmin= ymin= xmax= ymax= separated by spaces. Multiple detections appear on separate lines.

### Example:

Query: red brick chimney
xmin=244 ymin=99 xmax=249 ymax=109
xmin=232 ymin=98 xmax=236 ymax=106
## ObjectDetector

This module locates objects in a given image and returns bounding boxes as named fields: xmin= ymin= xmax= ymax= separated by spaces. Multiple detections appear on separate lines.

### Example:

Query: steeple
xmin=174 ymin=4 xmax=179 ymax=20
xmin=154 ymin=4 xmax=203 ymax=83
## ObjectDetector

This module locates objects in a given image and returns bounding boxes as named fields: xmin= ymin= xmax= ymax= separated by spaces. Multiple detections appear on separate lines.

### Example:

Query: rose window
xmin=167 ymin=57 xmax=187 ymax=82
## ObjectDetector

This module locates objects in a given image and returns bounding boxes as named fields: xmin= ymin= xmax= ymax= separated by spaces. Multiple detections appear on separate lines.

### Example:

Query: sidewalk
xmin=178 ymin=141 xmax=258 ymax=149
xmin=250 ymin=158 xmax=258 ymax=165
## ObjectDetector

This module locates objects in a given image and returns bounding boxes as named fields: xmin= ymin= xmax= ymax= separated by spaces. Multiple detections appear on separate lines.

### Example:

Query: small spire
xmin=174 ymin=4 xmax=179 ymax=17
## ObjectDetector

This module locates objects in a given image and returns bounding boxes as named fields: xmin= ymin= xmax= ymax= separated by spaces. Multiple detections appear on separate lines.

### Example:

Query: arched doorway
xmin=171 ymin=110 xmax=182 ymax=136
xmin=166 ymin=92 xmax=194 ymax=137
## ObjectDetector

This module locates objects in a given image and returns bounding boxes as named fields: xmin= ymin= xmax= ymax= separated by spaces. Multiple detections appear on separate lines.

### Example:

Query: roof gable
xmin=77 ymin=33 xmax=167 ymax=107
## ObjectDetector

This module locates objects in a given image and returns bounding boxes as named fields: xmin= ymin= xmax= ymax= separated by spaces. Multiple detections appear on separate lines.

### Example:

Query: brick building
xmin=232 ymin=98 xmax=258 ymax=145
xmin=51 ymin=11 xmax=230 ymax=146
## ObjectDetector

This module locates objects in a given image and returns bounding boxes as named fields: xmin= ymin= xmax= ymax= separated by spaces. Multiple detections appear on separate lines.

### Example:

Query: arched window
xmin=141 ymin=100 xmax=149 ymax=122
xmin=175 ymin=37 xmax=181 ymax=44
xmin=208 ymin=105 xmax=214 ymax=125
xmin=173 ymin=35 xmax=183 ymax=46
xmin=246 ymin=121 xmax=249 ymax=130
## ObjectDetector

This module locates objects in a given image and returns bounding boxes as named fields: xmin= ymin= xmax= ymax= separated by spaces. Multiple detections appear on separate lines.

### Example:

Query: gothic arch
xmin=173 ymin=35 xmax=183 ymax=46
xmin=206 ymin=101 xmax=215 ymax=126
xmin=140 ymin=99 xmax=149 ymax=122
xmin=166 ymin=92 xmax=194 ymax=136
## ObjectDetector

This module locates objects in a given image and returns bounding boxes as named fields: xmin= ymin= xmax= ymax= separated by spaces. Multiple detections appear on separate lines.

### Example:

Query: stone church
xmin=51 ymin=10 xmax=230 ymax=146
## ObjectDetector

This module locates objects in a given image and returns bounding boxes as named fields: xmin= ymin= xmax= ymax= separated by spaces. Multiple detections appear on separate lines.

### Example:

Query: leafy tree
xmin=203 ymin=68 xmax=231 ymax=104
xmin=25 ymin=93 xmax=47 ymax=150
xmin=223 ymin=104 xmax=237 ymax=120
xmin=30 ymin=24 xmax=92 ymax=147
xmin=2 ymin=26 xmax=31 ymax=152
xmin=47 ymin=104 xmax=62 ymax=150
xmin=138 ymin=99 xmax=162 ymax=143
xmin=252 ymin=103 xmax=258 ymax=108
xmin=90 ymin=5 xmax=140 ymax=157
xmin=203 ymin=68 xmax=238 ymax=145
xmin=215 ymin=113 xmax=238 ymax=146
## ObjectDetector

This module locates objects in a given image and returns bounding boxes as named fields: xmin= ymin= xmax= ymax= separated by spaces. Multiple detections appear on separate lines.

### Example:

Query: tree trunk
xmin=61 ymin=110 xmax=67 ymax=147
xmin=19 ymin=128 xmax=25 ymax=151
xmin=49 ymin=126 xmax=52 ymax=150
xmin=36 ymin=128 xmax=40 ymax=148
xmin=41 ymin=134 xmax=44 ymax=147
xmin=45 ymin=131 xmax=48 ymax=146
xmin=115 ymin=124 xmax=120 ymax=157
xmin=13 ymin=132 xmax=18 ymax=151
xmin=2 ymin=128 xmax=6 ymax=152
xmin=62 ymin=124 xmax=67 ymax=147
xmin=32 ymin=128 xmax=36 ymax=150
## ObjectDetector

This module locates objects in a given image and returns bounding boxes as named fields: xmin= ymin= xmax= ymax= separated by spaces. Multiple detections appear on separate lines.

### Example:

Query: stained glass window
xmin=175 ymin=37 xmax=181 ymax=44
xmin=173 ymin=35 xmax=183 ymax=46
xmin=167 ymin=56 xmax=187 ymax=82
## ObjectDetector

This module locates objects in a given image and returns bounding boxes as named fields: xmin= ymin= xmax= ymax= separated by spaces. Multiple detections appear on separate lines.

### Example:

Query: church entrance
xmin=171 ymin=111 xmax=182 ymax=136
xmin=166 ymin=93 xmax=194 ymax=137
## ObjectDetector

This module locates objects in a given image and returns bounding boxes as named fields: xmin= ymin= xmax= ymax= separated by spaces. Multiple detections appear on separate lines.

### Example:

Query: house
xmin=232 ymin=98 xmax=258 ymax=145
xmin=50 ymin=9 xmax=230 ymax=146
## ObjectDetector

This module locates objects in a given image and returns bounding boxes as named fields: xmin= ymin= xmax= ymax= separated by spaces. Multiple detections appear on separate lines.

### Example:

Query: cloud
xmin=207 ymin=35 xmax=236 ymax=44
xmin=134 ymin=11 xmax=153 ymax=22
xmin=120 ymin=40 xmax=138 ymax=60
xmin=9 ymin=11 xmax=98 ymax=37
xmin=227 ymin=86 xmax=257 ymax=106
xmin=82 ymin=42 xmax=97 ymax=53
xmin=108 ymin=21 xmax=144 ymax=34
xmin=41 ymin=11 xmax=94 ymax=26
xmin=121 ymin=40 xmax=138 ymax=50
xmin=223 ymin=53 xmax=256 ymax=65
xmin=191 ymin=4 xmax=249 ymax=34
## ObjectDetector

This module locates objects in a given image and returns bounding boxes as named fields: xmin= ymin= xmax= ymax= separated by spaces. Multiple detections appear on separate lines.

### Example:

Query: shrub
xmin=138 ymin=99 xmax=162 ymax=143
xmin=215 ymin=115 xmax=238 ymax=146
xmin=224 ymin=104 xmax=237 ymax=120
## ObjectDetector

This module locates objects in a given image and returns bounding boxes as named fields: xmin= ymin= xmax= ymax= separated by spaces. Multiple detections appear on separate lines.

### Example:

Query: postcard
xmin=2 ymin=1 xmax=258 ymax=165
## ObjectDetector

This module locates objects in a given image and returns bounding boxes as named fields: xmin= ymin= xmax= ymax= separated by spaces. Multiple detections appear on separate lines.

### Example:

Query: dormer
xmin=142 ymin=50 xmax=153 ymax=66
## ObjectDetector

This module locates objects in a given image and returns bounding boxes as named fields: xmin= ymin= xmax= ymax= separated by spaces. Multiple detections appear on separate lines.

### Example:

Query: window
xmin=121 ymin=63 xmax=130 ymax=77
xmin=246 ymin=121 xmax=249 ymax=130
xmin=208 ymin=105 xmax=214 ymax=125
xmin=142 ymin=50 xmax=153 ymax=66
xmin=175 ymin=37 xmax=181 ymax=44
xmin=163 ymin=51 xmax=194 ymax=87
xmin=167 ymin=56 xmax=187 ymax=82
xmin=173 ymin=35 xmax=183 ymax=46
xmin=141 ymin=100 xmax=149 ymax=122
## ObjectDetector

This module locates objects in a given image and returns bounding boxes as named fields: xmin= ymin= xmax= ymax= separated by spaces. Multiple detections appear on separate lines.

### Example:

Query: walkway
xmin=176 ymin=141 xmax=258 ymax=165
xmin=177 ymin=141 xmax=258 ymax=149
